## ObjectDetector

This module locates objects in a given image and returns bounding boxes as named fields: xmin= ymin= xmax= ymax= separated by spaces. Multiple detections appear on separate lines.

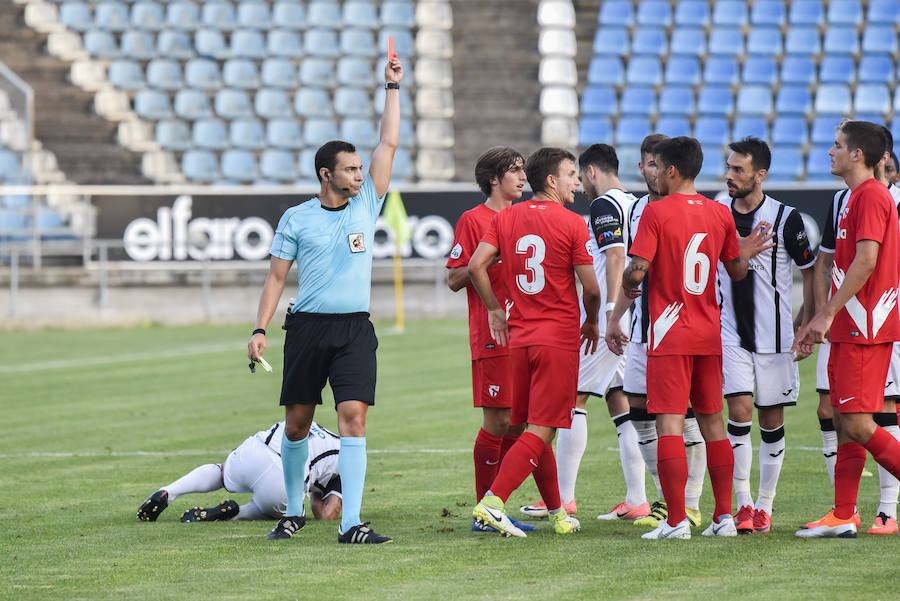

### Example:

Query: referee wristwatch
xmin=385 ymin=82 xmax=400 ymax=90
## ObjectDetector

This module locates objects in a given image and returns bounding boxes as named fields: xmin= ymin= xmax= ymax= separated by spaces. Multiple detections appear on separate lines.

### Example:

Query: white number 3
xmin=516 ymin=234 xmax=546 ymax=295
xmin=683 ymin=233 xmax=710 ymax=295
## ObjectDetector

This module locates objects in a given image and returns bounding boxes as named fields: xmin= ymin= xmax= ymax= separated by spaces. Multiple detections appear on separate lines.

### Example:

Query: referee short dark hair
xmin=653 ymin=136 xmax=703 ymax=180
xmin=315 ymin=140 xmax=357 ymax=182
xmin=578 ymin=144 xmax=618 ymax=175
xmin=474 ymin=146 xmax=525 ymax=197
xmin=728 ymin=137 xmax=772 ymax=172
xmin=525 ymin=147 xmax=577 ymax=194
xmin=839 ymin=121 xmax=886 ymax=169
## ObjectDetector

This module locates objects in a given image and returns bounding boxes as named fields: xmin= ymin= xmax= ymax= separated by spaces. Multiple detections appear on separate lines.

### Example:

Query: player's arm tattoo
xmin=623 ymin=257 xmax=649 ymax=290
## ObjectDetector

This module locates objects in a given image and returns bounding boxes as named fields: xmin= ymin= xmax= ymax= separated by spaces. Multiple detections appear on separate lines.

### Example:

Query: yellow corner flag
xmin=382 ymin=188 xmax=410 ymax=331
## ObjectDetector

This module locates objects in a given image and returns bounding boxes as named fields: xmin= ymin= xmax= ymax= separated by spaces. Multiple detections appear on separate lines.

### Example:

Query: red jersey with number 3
xmin=830 ymin=178 xmax=900 ymax=344
xmin=629 ymin=193 xmax=740 ymax=356
xmin=446 ymin=203 xmax=510 ymax=360
xmin=482 ymin=199 xmax=593 ymax=351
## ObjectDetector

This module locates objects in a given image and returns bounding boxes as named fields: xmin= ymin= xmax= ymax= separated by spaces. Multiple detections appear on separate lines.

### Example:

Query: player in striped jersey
xmin=137 ymin=421 xmax=341 ymax=524
xmin=716 ymin=138 xmax=817 ymax=535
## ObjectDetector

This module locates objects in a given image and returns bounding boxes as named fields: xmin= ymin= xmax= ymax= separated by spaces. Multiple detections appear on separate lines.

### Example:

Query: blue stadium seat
xmin=184 ymin=59 xmax=221 ymax=89
xmin=751 ymin=0 xmax=786 ymax=26
xmin=807 ymin=145 xmax=836 ymax=180
xmin=658 ymin=86 xmax=695 ymax=116
xmin=95 ymin=2 xmax=129 ymax=31
xmin=214 ymin=88 xmax=253 ymax=119
xmin=0 ymin=151 xmax=21 ymax=182
xmin=231 ymin=29 xmax=266 ymax=59
xmin=775 ymin=85 xmax=813 ymax=116
xmin=732 ymin=116 xmax=769 ymax=140
xmin=767 ymin=148 xmax=804 ymax=181
xmin=712 ymin=0 xmax=748 ymax=26
xmin=784 ymin=27 xmax=821 ymax=55
xmin=294 ymin=148 xmax=317 ymax=181
xmin=229 ymin=118 xmax=265 ymax=149
xmin=83 ymin=30 xmax=119 ymax=59
xmin=665 ymin=57 xmax=700 ymax=86
xmin=221 ymin=149 xmax=258 ymax=182
xmin=134 ymin=89 xmax=173 ymax=120
xmin=261 ymin=58 xmax=296 ymax=89
xmin=0 ymin=209 xmax=28 ymax=239
xmin=295 ymin=88 xmax=333 ymax=117
xmin=146 ymin=59 xmax=182 ymax=90
xmin=655 ymin=117 xmax=691 ymax=138
xmin=155 ymin=119 xmax=191 ymax=151
xmin=260 ymin=149 xmax=297 ymax=181
xmin=592 ymin=27 xmax=629 ymax=57
xmin=697 ymin=86 xmax=734 ymax=116
xmin=581 ymin=86 xmax=617 ymax=117
xmin=815 ymin=84 xmax=852 ymax=115
xmin=697 ymin=158 xmax=726 ymax=182
xmin=108 ymin=60 xmax=145 ymax=90
xmin=341 ymin=28 xmax=377 ymax=57
xmin=380 ymin=1 xmax=415 ymax=27
xmin=272 ymin=1 xmax=305 ymax=30
xmin=827 ymin=0 xmax=863 ymax=25
xmin=862 ymin=26 xmax=898 ymax=55
xmin=222 ymin=59 xmax=259 ymax=89
xmin=337 ymin=57 xmax=375 ymax=87
xmin=708 ymin=27 xmax=744 ymax=57
xmin=307 ymin=1 xmax=340 ymax=28
xmin=598 ymin=0 xmax=633 ymax=27
xmin=819 ymin=56 xmax=855 ymax=85
xmin=868 ymin=0 xmax=900 ymax=25
xmin=303 ymin=118 xmax=339 ymax=146
xmin=165 ymin=1 xmax=200 ymax=30
xmin=374 ymin=87 xmax=413 ymax=117
xmin=780 ymin=56 xmax=816 ymax=85
xmin=202 ymin=1 xmax=236 ymax=30
xmin=670 ymin=28 xmax=706 ymax=57
xmin=304 ymin=29 xmax=339 ymax=57
xmin=266 ymin=118 xmax=303 ymax=149
xmin=2 ymin=195 xmax=30 ymax=210
xmin=578 ymin=118 xmax=613 ymax=147
xmin=742 ymin=57 xmax=777 ymax=86
xmin=619 ymin=87 xmax=656 ymax=117
xmin=811 ymin=116 xmax=842 ymax=144
xmin=626 ymin=57 xmax=662 ymax=87
xmin=674 ymin=1 xmax=710 ymax=27
xmin=703 ymin=57 xmax=739 ymax=86
xmin=588 ymin=57 xmax=624 ymax=86
xmin=746 ymin=28 xmax=782 ymax=56
xmin=174 ymin=89 xmax=213 ymax=119
xmin=378 ymin=28 xmax=413 ymax=57
xmin=737 ymin=86 xmax=773 ymax=116
xmin=397 ymin=118 xmax=415 ymax=148
xmin=853 ymin=114 xmax=885 ymax=126
xmin=636 ymin=0 xmax=671 ymax=27
xmin=300 ymin=58 xmax=337 ymax=88
xmin=157 ymin=30 xmax=193 ymax=60
xmin=343 ymin=1 xmax=377 ymax=28
xmin=772 ymin=117 xmax=809 ymax=146
xmin=195 ymin=28 xmax=230 ymax=59
xmin=859 ymin=56 xmax=895 ymax=85
xmin=789 ymin=1 xmax=824 ymax=26
xmin=391 ymin=147 xmax=413 ymax=180
xmin=238 ymin=1 xmax=270 ymax=29
xmin=255 ymin=88 xmax=293 ymax=119
xmin=334 ymin=88 xmax=372 ymax=117
xmin=631 ymin=28 xmax=667 ymax=57
xmin=341 ymin=118 xmax=377 ymax=146
xmin=192 ymin=118 xmax=228 ymax=150
xmin=855 ymin=84 xmax=892 ymax=116
xmin=60 ymin=2 xmax=92 ymax=31
xmin=823 ymin=26 xmax=859 ymax=55
xmin=131 ymin=1 xmax=164 ymax=31
xmin=267 ymin=30 xmax=303 ymax=58
xmin=615 ymin=117 xmax=651 ymax=146
xmin=182 ymin=150 xmax=219 ymax=181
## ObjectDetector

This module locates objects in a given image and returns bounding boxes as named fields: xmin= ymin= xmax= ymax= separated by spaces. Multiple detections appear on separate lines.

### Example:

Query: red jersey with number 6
xmin=481 ymin=199 xmax=593 ymax=351
xmin=629 ymin=193 xmax=740 ymax=356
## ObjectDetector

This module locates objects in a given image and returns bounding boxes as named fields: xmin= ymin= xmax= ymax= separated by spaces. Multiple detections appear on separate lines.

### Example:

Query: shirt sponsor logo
xmin=595 ymin=215 xmax=616 ymax=225
xmin=348 ymin=233 xmax=366 ymax=253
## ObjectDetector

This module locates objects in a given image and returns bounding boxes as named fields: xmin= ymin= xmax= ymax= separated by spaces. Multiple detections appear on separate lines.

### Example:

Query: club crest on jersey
xmin=450 ymin=243 xmax=462 ymax=259
xmin=348 ymin=233 xmax=365 ymax=253
xmin=488 ymin=385 xmax=500 ymax=398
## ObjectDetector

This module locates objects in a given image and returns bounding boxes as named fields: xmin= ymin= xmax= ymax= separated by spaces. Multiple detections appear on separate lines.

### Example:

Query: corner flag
xmin=382 ymin=188 xmax=410 ymax=331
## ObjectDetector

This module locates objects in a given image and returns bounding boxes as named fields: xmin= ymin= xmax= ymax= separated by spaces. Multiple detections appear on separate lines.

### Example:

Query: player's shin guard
xmin=473 ymin=428 xmax=503 ymax=501
xmin=164 ymin=463 xmax=225 ymax=501
xmin=281 ymin=436 xmax=309 ymax=518
xmin=873 ymin=415 xmax=900 ymax=517
xmin=834 ymin=442 xmax=866 ymax=520
xmin=820 ymin=418 xmax=838 ymax=486
xmin=614 ymin=411 xmax=647 ymax=507
xmin=706 ymin=439 xmax=734 ymax=522
xmin=683 ymin=416 xmax=706 ymax=511
xmin=338 ymin=437 xmax=366 ymax=533
xmin=533 ymin=443 xmax=563 ymax=511
xmin=657 ymin=435 xmax=688 ymax=527
xmin=757 ymin=425 xmax=785 ymax=515
xmin=632 ymin=408 xmax=662 ymax=498
xmin=489 ymin=432 xmax=545 ymax=502
xmin=727 ymin=420 xmax=753 ymax=508
xmin=556 ymin=409 xmax=587 ymax=505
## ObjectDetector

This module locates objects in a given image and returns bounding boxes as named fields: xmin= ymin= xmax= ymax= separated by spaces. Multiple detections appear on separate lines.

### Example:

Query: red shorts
xmin=471 ymin=355 xmax=513 ymax=408
xmin=646 ymin=354 xmax=723 ymax=415
xmin=829 ymin=342 xmax=893 ymax=413
xmin=510 ymin=346 xmax=578 ymax=429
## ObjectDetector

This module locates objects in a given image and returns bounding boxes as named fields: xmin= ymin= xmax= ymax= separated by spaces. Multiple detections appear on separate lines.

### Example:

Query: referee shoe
xmin=266 ymin=515 xmax=306 ymax=540
xmin=338 ymin=522 xmax=393 ymax=544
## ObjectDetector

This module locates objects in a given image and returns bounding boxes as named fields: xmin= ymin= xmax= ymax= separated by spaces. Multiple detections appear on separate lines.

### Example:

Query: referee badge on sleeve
xmin=348 ymin=233 xmax=366 ymax=253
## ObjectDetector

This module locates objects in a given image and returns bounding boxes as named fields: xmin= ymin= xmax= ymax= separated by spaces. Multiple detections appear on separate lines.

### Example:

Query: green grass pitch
xmin=1 ymin=320 xmax=897 ymax=601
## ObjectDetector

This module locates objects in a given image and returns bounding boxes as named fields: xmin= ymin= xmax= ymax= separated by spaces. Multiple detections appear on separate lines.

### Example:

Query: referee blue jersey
xmin=271 ymin=175 xmax=386 ymax=314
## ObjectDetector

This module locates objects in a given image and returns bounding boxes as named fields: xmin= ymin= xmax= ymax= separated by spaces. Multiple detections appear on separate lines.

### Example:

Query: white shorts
xmin=622 ymin=341 xmax=648 ymax=397
xmin=815 ymin=341 xmax=831 ymax=393
xmin=722 ymin=346 xmax=799 ymax=408
xmin=818 ymin=341 xmax=900 ymax=399
xmin=577 ymin=342 xmax=626 ymax=397
xmin=223 ymin=436 xmax=287 ymax=519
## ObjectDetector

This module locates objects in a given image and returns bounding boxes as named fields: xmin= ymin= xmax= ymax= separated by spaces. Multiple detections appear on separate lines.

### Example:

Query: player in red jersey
xmin=610 ymin=137 xmax=773 ymax=540
xmin=469 ymin=147 xmax=601 ymax=537
xmin=795 ymin=120 xmax=900 ymax=538
xmin=446 ymin=146 xmax=534 ymax=533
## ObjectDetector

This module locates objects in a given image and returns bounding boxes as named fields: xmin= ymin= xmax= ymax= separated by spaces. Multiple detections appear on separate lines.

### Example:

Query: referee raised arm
xmin=248 ymin=57 xmax=403 ymax=544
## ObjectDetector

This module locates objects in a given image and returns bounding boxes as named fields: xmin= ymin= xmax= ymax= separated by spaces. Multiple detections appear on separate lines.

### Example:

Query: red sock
xmin=657 ymin=435 xmax=688 ymax=527
xmin=834 ymin=442 xmax=866 ymax=520
xmin=531 ymin=443 xmax=562 ymax=511
xmin=705 ymin=439 xmax=734 ymax=521
xmin=473 ymin=428 xmax=503 ymax=501
xmin=500 ymin=433 xmax=519 ymax=460
xmin=488 ymin=432 xmax=545 ymax=503
xmin=864 ymin=426 xmax=900 ymax=480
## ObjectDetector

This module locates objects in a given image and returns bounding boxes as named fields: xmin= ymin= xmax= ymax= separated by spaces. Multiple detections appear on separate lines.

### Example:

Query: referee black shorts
xmin=280 ymin=311 xmax=378 ymax=407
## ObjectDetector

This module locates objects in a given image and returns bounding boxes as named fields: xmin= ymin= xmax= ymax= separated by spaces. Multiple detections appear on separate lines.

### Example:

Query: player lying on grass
xmin=137 ymin=421 xmax=341 ymax=523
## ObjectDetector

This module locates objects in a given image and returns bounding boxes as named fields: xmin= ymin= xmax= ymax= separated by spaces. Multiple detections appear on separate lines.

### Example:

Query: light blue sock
xmin=339 ymin=436 xmax=367 ymax=533
xmin=281 ymin=435 xmax=308 ymax=518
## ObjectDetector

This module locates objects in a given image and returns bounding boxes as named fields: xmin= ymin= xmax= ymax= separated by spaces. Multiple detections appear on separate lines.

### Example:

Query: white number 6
xmin=683 ymin=232 xmax=710 ymax=295
xmin=516 ymin=234 xmax=546 ymax=295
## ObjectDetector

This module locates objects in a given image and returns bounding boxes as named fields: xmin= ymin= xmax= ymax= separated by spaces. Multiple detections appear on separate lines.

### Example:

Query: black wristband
xmin=252 ymin=328 xmax=266 ymax=336
xmin=385 ymin=82 xmax=399 ymax=90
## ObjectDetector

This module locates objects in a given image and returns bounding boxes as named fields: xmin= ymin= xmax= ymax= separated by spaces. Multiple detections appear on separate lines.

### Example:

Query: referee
xmin=248 ymin=57 xmax=403 ymax=544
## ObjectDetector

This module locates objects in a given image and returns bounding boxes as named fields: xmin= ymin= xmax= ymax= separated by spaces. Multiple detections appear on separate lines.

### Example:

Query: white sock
xmin=236 ymin=500 xmax=266 ymax=521
xmin=756 ymin=425 xmax=786 ymax=515
xmin=683 ymin=416 xmax=705 ymax=511
xmin=613 ymin=411 xmax=647 ymax=507
xmin=876 ymin=420 xmax=900 ymax=518
xmin=556 ymin=409 xmax=587 ymax=504
xmin=163 ymin=463 xmax=224 ymax=501
xmin=820 ymin=418 xmax=837 ymax=487
xmin=631 ymin=409 xmax=662 ymax=498
xmin=727 ymin=420 xmax=754 ymax=508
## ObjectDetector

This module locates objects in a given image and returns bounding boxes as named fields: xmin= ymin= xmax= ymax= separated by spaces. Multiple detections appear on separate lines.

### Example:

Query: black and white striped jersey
xmin=626 ymin=194 xmax=652 ymax=343
xmin=257 ymin=421 xmax=341 ymax=497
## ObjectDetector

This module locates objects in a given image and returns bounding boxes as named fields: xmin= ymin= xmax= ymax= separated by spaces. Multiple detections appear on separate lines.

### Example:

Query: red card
xmin=388 ymin=36 xmax=396 ymax=61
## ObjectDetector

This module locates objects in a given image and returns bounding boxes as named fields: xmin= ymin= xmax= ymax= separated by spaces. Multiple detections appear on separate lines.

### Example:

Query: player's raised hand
xmin=248 ymin=332 xmax=266 ymax=362
xmin=581 ymin=319 xmax=600 ymax=355
xmin=739 ymin=221 xmax=776 ymax=260
xmin=385 ymin=57 xmax=403 ymax=84
xmin=487 ymin=307 xmax=509 ymax=347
